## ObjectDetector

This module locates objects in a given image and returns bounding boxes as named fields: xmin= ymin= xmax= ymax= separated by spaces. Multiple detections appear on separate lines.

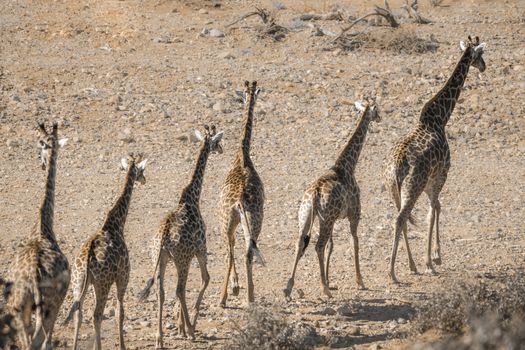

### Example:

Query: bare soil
xmin=1 ymin=0 xmax=524 ymax=349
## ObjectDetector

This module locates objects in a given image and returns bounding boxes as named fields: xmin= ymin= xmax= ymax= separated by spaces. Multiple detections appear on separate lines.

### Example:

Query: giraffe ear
xmin=459 ymin=41 xmax=467 ymax=51
xmin=242 ymin=91 xmax=248 ymax=105
xmin=194 ymin=130 xmax=204 ymax=142
xmin=211 ymin=131 xmax=223 ymax=143
xmin=354 ymin=101 xmax=366 ymax=112
xmin=38 ymin=140 xmax=47 ymax=148
xmin=474 ymin=42 xmax=486 ymax=52
xmin=58 ymin=138 xmax=68 ymax=147
xmin=120 ymin=158 xmax=129 ymax=170
xmin=137 ymin=159 xmax=147 ymax=170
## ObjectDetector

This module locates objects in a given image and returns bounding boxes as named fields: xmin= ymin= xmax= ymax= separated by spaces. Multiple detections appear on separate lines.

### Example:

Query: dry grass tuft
xmin=412 ymin=270 xmax=525 ymax=349
xmin=228 ymin=306 xmax=323 ymax=350
xmin=361 ymin=28 xmax=439 ymax=54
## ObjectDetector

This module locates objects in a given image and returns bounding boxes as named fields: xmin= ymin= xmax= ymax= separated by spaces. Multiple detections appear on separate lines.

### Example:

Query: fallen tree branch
xmin=402 ymin=0 xmax=432 ymax=24
xmin=332 ymin=4 xmax=398 ymax=44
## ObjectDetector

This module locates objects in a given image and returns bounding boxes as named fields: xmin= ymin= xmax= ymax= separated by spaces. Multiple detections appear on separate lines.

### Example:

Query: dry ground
xmin=1 ymin=0 xmax=524 ymax=349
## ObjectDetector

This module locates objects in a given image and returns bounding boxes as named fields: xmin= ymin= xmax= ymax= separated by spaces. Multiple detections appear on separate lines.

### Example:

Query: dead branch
xmin=332 ymin=4 xmax=398 ymax=44
xmin=295 ymin=11 xmax=345 ymax=22
xmin=226 ymin=11 xmax=261 ymax=28
xmin=402 ymin=0 xmax=432 ymax=24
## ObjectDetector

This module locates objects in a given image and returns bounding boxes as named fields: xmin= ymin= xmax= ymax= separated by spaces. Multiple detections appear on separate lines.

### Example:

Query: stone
xmin=219 ymin=51 xmax=235 ymax=59
xmin=320 ymin=307 xmax=337 ymax=316
xmin=337 ymin=303 xmax=353 ymax=317
xmin=208 ymin=29 xmax=224 ymax=37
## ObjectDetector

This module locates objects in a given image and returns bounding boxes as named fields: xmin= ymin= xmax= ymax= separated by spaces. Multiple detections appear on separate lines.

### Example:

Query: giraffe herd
xmin=1 ymin=36 xmax=486 ymax=349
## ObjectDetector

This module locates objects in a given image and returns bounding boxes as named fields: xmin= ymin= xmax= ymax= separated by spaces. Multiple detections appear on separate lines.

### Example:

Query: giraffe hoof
xmin=388 ymin=272 xmax=399 ymax=284
xmin=231 ymin=285 xmax=240 ymax=296
xmin=283 ymin=288 xmax=292 ymax=300
xmin=425 ymin=267 xmax=437 ymax=275
xmin=322 ymin=288 xmax=333 ymax=298
xmin=433 ymin=257 xmax=442 ymax=266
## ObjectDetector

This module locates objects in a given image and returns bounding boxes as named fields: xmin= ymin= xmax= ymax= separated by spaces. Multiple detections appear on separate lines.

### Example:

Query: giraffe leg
xmin=219 ymin=211 xmax=239 ymax=308
xmin=324 ymin=236 xmax=333 ymax=288
xmin=402 ymin=222 xmax=418 ymax=273
xmin=284 ymin=198 xmax=314 ymax=300
xmin=177 ymin=303 xmax=186 ymax=338
xmin=92 ymin=285 xmax=109 ymax=350
xmin=389 ymin=176 xmax=424 ymax=283
xmin=432 ymin=200 xmax=442 ymax=265
xmin=348 ymin=218 xmax=365 ymax=290
xmin=155 ymin=253 xmax=168 ymax=349
xmin=425 ymin=201 xmax=437 ymax=275
xmin=14 ymin=303 xmax=31 ymax=350
xmin=239 ymin=207 xmax=263 ymax=304
xmin=40 ymin=304 xmax=60 ymax=350
xmin=191 ymin=251 xmax=210 ymax=330
xmin=316 ymin=222 xmax=334 ymax=298
xmin=116 ymin=274 xmax=129 ymax=350
xmin=175 ymin=260 xmax=193 ymax=340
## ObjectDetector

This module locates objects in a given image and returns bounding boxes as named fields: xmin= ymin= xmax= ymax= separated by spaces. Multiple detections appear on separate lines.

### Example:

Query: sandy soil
xmin=1 ymin=0 xmax=524 ymax=349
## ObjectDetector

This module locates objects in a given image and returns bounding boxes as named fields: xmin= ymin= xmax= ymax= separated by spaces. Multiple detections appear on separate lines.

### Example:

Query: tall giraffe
xmin=138 ymin=126 xmax=223 ymax=348
xmin=7 ymin=122 xmax=70 ymax=350
xmin=384 ymin=36 xmax=486 ymax=283
xmin=64 ymin=153 xmax=147 ymax=350
xmin=218 ymin=80 xmax=266 ymax=308
xmin=283 ymin=100 xmax=381 ymax=299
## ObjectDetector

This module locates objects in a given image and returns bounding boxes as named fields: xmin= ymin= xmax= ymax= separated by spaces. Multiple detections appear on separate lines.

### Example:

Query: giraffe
xmin=138 ymin=125 xmax=223 ymax=348
xmin=384 ymin=36 xmax=486 ymax=283
xmin=283 ymin=100 xmax=381 ymax=299
xmin=218 ymin=80 xmax=266 ymax=308
xmin=63 ymin=153 xmax=147 ymax=350
xmin=6 ymin=122 xmax=70 ymax=350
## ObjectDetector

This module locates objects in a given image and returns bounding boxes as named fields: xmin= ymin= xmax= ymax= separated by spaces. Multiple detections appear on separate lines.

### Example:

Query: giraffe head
xmin=459 ymin=36 xmax=486 ymax=72
xmin=242 ymin=80 xmax=260 ymax=106
xmin=37 ymin=122 xmax=68 ymax=170
xmin=355 ymin=98 xmax=381 ymax=123
xmin=194 ymin=124 xmax=224 ymax=154
xmin=120 ymin=153 xmax=147 ymax=184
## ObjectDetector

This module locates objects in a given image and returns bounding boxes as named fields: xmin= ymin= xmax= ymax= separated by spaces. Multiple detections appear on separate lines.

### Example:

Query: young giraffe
xmin=64 ymin=153 xmax=147 ymax=350
xmin=138 ymin=125 xmax=223 ymax=348
xmin=283 ymin=100 xmax=381 ymax=299
xmin=7 ymin=122 xmax=70 ymax=350
xmin=384 ymin=36 xmax=486 ymax=283
xmin=219 ymin=80 xmax=266 ymax=308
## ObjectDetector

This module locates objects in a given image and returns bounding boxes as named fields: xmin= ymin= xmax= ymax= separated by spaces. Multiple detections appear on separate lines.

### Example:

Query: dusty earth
xmin=1 ymin=0 xmax=524 ymax=349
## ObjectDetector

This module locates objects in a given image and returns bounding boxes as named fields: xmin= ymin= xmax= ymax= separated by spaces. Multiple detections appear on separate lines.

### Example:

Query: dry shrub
xmin=360 ymin=28 xmax=439 ymax=54
xmin=412 ymin=270 xmax=525 ymax=349
xmin=228 ymin=306 xmax=323 ymax=350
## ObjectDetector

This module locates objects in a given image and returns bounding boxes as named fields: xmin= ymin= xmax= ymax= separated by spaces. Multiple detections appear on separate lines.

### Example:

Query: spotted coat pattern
xmin=64 ymin=154 xmax=146 ymax=350
xmin=284 ymin=102 xmax=380 ymax=299
xmin=218 ymin=81 xmax=266 ymax=308
xmin=383 ymin=36 xmax=487 ymax=283
xmin=7 ymin=122 xmax=70 ymax=350
xmin=138 ymin=126 xmax=223 ymax=349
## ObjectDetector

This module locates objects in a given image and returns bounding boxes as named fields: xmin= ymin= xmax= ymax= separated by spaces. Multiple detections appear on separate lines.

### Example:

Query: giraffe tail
xmin=64 ymin=246 xmax=92 ymax=325
xmin=31 ymin=278 xmax=47 ymax=349
xmin=392 ymin=177 xmax=417 ymax=226
xmin=138 ymin=245 xmax=163 ymax=302
xmin=238 ymin=203 xmax=266 ymax=267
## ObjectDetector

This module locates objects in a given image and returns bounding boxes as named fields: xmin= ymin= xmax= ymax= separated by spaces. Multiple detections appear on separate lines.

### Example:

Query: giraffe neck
xmin=38 ymin=141 xmax=58 ymax=241
xmin=237 ymin=94 xmax=256 ymax=167
xmin=333 ymin=110 xmax=372 ymax=175
xmin=419 ymin=47 xmax=473 ymax=128
xmin=181 ymin=142 xmax=210 ymax=204
xmin=102 ymin=166 xmax=136 ymax=234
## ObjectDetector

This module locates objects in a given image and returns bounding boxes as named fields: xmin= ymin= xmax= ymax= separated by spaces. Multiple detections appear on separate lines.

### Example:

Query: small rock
xmin=208 ymin=29 xmax=225 ymax=37
xmin=347 ymin=326 xmax=360 ymax=335
xmin=119 ymin=128 xmax=135 ymax=143
xmin=337 ymin=303 xmax=353 ymax=317
xmin=321 ymin=307 xmax=337 ymax=316
xmin=139 ymin=321 xmax=151 ymax=327
xmin=198 ymin=8 xmax=208 ymax=14
xmin=219 ymin=51 xmax=235 ymax=59
xmin=6 ymin=139 xmax=19 ymax=148
xmin=397 ymin=318 xmax=407 ymax=324
xmin=212 ymin=102 xmax=223 ymax=112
